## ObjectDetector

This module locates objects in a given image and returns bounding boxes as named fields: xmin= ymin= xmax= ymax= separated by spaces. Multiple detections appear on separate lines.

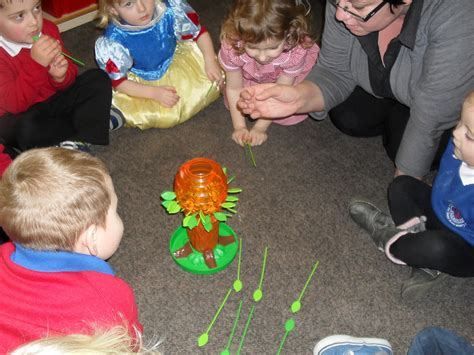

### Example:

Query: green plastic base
xmin=169 ymin=223 xmax=238 ymax=275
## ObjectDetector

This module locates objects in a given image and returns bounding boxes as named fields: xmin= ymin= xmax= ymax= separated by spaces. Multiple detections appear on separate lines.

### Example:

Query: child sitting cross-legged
xmin=0 ymin=147 xmax=142 ymax=353
xmin=349 ymin=91 xmax=474 ymax=300
xmin=0 ymin=0 xmax=123 ymax=156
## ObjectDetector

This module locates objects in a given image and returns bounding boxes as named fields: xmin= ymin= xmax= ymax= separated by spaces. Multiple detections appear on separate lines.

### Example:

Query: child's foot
xmin=110 ymin=106 xmax=125 ymax=131
xmin=314 ymin=335 xmax=393 ymax=355
xmin=401 ymin=267 xmax=447 ymax=300
xmin=58 ymin=141 xmax=91 ymax=153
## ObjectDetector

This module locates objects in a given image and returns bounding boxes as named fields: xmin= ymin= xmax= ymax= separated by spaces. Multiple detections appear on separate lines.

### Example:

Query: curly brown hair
xmin=220 ymin=0 xmax=315 ymax=55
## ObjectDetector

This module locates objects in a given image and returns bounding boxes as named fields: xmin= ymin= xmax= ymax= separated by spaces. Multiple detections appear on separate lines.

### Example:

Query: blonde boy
xmin=0 ymin=147 xmax=142 ymax=353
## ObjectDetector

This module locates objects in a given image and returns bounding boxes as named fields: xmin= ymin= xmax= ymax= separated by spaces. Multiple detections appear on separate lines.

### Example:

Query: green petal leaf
xmin=161 ymin=191 xmax=176 ymax=201
xmin=222 ymin=167 xmax=228 ymax=175
xmin=227 ymin=176 xmax=235 ymax=184
xmin=213 ymin=212 xmax=227 ymax=222
xmin=227 ymin=188 xmax=242 ymax=194
xmin=223 ymin=207 xmax=237 ymax=214
xmin=167 ymin=201 xmax=181 ymax=214
xmin=161 ymin=200 xmax=173 ymax=209
xmin=221 ymin=202 xmax=236 ymax=209
xmin=225 ymin=196 xmax=239 ymax=202
xmin=203 ymin=220 xmax=213 ymax=232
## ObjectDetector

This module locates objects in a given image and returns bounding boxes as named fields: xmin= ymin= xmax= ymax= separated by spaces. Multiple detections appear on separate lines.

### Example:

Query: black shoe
xmin=349 ymin=199 xmax=400 ymax=251
xmin=401 ymin=267 xmax=446 ymax=300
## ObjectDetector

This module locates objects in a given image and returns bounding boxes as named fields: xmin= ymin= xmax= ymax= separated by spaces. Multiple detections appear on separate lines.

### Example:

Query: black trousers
xmin=0 ymin=69 xmax=111 ymax=152
xmin=329 ymin=86 xmax=451 ymax=171
xmin=387 ymin=175 xmax=474 ymax=277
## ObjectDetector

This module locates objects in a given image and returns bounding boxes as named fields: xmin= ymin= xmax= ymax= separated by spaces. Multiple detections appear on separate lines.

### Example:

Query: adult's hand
xmin=237 ymin=83 xmax=302 ymax=119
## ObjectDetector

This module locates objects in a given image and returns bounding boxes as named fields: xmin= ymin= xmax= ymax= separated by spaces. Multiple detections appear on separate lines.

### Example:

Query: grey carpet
xmin=61 ymin=1 xmax=473 ymax=353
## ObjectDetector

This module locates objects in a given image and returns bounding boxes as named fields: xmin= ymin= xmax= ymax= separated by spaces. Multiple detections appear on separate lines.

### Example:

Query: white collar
xmin=0 ymin=34 xmax=32 ymax=57
xmin=459 ymin=159 xmax=474 ymax=186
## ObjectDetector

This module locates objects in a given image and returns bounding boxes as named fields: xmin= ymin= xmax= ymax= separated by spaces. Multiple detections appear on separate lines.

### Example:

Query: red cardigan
xmin=0 ymin=20 xmax=77 ymax=116
xmin=0 ymin=243 xmax=143 ymax=353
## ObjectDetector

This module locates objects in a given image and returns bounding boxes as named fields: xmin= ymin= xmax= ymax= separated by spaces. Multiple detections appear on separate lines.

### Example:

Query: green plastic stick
xmin=276 ymin=318 xmax=296 ymax=355
xmin=198 ymin=287 xmax=233 ymax=347
xmin=236 ymin=303 xmax=256 ymax=355
xmin=253 ymin=246 xmax=268 ymax=302
xmin=221 ymin=300 xmax=244 ymax=355
xmin=245 ymin=143 xmax=257 ymax=167
xmin=32 ymin=35 xmax=85 ymax=66
xmin=233 ymin=237 xmax=243 ymax=292
xmin=290 ymin=260 xmax=320 ymax=313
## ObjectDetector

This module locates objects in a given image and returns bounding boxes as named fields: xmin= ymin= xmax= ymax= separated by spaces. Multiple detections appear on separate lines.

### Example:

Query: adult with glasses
xmin=238 ymin=0 xmax=474 ymax=179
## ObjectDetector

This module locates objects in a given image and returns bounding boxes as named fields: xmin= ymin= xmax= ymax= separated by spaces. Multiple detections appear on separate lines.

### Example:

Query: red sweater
xmin=0 ymin=243 xmax=142 ymax=353
xmin=0 ymin=20 xmax=77 ymax=116
xmin=0 ymin=145 xmax=12 ymax=177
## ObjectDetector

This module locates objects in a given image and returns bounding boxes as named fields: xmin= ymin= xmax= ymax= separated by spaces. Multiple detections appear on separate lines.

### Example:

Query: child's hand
xmin=232 ymin=127 xmax=250 ymax=147
xmin=48 ymin=54 xmax=69 ymax=82
xmin=249 ymin=126 xmax=268 ymax=146
xmin=30 ymin=35 xmax=62 ymax=67
xmin=205 ymin=57 xmax=224 ymax=90
xmin=150 ymin=86 xmax=180 ymax=108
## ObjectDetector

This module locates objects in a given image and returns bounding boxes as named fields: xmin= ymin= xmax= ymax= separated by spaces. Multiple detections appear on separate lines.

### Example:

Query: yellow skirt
xmin=112 ymin=41 xmax=220 ymax=129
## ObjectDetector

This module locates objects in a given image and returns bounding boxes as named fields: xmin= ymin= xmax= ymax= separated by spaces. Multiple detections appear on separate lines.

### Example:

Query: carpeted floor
xmin=60 ymin=1 xmax=473 ymax=353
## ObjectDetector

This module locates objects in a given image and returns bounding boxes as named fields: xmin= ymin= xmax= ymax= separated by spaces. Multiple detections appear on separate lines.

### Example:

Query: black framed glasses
xmin=328 ymin=0 xmax=388 ymax=22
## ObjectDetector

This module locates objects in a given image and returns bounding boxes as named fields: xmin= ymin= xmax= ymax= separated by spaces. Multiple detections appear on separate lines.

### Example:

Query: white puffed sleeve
xmin=95 ymin=36 xmax=133 ymax=81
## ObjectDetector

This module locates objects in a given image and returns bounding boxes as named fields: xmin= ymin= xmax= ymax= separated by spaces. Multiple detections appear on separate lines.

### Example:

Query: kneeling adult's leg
xmin=329 ymin=86 xmax=398 ymax=137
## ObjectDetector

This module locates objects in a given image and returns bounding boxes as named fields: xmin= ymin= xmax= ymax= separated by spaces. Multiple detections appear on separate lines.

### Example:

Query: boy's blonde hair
xmin=0 ymin=147 xmax=112 ymax=251
xmin=11 ymin=326 xmax=162 ymax=355
xmin=221 ymin=0 xmax=316 ymax=55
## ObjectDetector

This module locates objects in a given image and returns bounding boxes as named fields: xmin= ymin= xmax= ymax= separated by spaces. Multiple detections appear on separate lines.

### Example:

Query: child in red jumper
xmin=0 ymin=0 xmax=118 ymax=154
xmin=0 ymin=147 xmax=142 ymax=353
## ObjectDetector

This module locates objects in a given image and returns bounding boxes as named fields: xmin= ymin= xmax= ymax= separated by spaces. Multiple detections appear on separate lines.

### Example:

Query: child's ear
xmin=109 ymin=5 xmax=119 ymax=17
xmin=75 ymin=225 xmax=99 ymax=256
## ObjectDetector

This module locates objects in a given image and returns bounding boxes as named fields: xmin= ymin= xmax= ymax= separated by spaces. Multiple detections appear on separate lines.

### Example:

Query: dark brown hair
xmin=220 ymin=0 xmax=316 ymax=55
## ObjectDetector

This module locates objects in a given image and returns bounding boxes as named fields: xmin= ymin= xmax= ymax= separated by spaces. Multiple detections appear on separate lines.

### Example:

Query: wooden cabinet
xmin=42 ymin=0 xmax=98 ymax=32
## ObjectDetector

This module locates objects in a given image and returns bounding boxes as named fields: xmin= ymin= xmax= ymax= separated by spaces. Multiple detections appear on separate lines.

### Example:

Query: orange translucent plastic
xmin=174 ymin=158 xmax=228 ymax=253
xmin=174 ymin=158 xmax=228 ymax=215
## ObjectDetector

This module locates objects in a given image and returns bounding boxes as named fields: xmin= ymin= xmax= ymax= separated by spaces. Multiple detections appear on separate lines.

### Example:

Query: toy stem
xmin=225 ymin=300 xmax=243 ymax=350
xmin=276 ymin=330 xmax=290 ymax=355
xmin=258 ymin=247 xmax=268 ymax=290
xmin=237 ymin=237 xmax=242 ymax=280
xmin=245 ymin=143 xmax=257 ymax=167
xmin=206 ymin=287 xmax=233 ymax=334
xmin=236 ymin=303 xmax=256 ymax=355
xmin=297 ymin=260 xmax=319 ymax=302
xmin=32 ymin=35 xmax=84 ymax=66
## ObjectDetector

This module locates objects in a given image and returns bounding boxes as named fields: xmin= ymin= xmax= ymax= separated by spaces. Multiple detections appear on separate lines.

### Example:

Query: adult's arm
xmin=395 ymin=0 xmax=474 ymax=177
xmin=304 ymin=3 xmax=358 ymax=118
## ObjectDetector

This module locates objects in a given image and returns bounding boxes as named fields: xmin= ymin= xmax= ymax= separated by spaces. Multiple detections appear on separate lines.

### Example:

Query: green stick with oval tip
xmin=233 ymin=237 xmax=243 ymax=292
xmin=236 ymin=303 xmax=256 ymax=355
xmin=198 ymin=287 xmax=233 ymax=347
xmin=221 ymin=299 xmax=243 ymax=355
xmin=290 ymin=260 xmax=320 ymax=314
xmin=276 ymin=318 xmax=296 ymax=355
xmin=253 ymin=246 xmax=268 ymax=302
xmin=32 ymin=35 xmax=85 ymax=67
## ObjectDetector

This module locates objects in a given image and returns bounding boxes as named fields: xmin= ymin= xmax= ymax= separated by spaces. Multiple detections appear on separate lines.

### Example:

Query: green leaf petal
xmin=202 ymin=214 xmax=211 ymax=225
xmin=225 ymin=196 xmax=239 ymax=202
xmin=167 ymin=201 xmax=181 ymax=214
xmin=161 ymin=191 xmax=176 ymax=201
xmin=223 ymin=207 xmax=237 ymax=214
xmin=222 ymin=167 xmax=228 ymax=175
xmin=213 ymin=212 xmax=227 ymax=222
xmin=221 ymin=202 xmax=236 ymax=209
xmin=203 ymin=220 xmax=213 ymax=232
xmin=227 ymin=176 xmax=235 ymax=184
xmin=161 ymin=200 xmax=173 ymax=209
xmin=227 ymin=188 xmax=242 ymax=194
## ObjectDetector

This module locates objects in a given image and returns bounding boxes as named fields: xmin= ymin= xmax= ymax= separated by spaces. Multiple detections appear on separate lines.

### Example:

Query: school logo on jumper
xmin=446 ymin=203 xmax=466 ymax=228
